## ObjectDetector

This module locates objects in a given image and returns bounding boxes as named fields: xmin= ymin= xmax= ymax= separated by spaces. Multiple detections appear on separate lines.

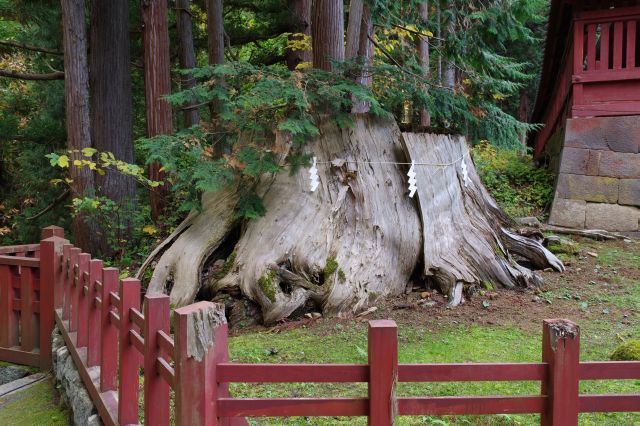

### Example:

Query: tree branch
xmin=25 ymin=189 xmax=71 ymax=221
xmin=0 ymin=39 xmax=63 ymax=55
xmin=0 ymin=68 xmax=65 ymax=80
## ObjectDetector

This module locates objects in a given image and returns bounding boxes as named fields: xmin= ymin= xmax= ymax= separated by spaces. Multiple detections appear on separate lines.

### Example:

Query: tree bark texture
xmin=177 ymin=0 xmax=200 ymax=127
xmin=207 ymin=0 xmax=225 ymax=66
xmin=89 ymin=0 xmax=136 ymax=211
xmin=351 ymin=4 xmax=373 ymax=113
xmin=444 ymin=0 xmax=456 ymax=89
xmin=345 ymin=0 xmax=364 ymax=60
xmin=142 ymin=0 xmax=173 ymax=219
xmin=61 ymin=0 xmax=96 ymax=252
xmin=312 ymin=0 xmax=344 ymax=71
xmin=286 ymin=0 xmax=312 ymax=70
xmin=418 ymin=1 xmax=431 ymax=127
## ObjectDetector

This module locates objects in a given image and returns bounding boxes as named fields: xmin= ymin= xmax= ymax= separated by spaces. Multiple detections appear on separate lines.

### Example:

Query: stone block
xmin=549 ymin=198 xmax=586 ymax=228
xmin=555 ymin=174 xmax=619 ymax=203
xmin=559 ymin=147 xmax=589 ymax=174
xmin=598 ymin=151 xmax=640 ymax=179
xmin=619 ymin=179 xmax=640 ymax=206
xmin=565 ymin=116 xmax=640 ymax=153
xmin=585 ymin=203 xmax=640 ymax=231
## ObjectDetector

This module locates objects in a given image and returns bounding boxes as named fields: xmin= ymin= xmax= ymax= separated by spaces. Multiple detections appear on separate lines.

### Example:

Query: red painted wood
xmin=573 ymin=100 xmax=640 ymax=117
xmin=587 ymin=23 xmax=596 ymax=71
xmin=157 ymin=357 xmax=175 ymax=387
xmin=19 ymin=266 xmax=36 ymax=352
xmin=68 ymin=248 xmax=80 ymax=330
xmin=87 ymin=259 xmax=103 ymax=367
xmin=576 ymin=6 xmax=640 ymax=23
xmin=100 ymin=268 xmax=118 ymax=392
xmin=41 ymin=225 xmax=65 ymax=239
xmin=573 ymin=68 xmax=640 ymax=83
xmin=580 ymin=361 xmax=640 ymax=380
xmin=598 ymin=23 xmax=609 ymax=70
xmin=397 ymin=396 xmax=545 ymax=415
xmin=0 ymin=244 xmax=40 ymax=255
xmin=579 ymin=394 xmax=640 ymax=412
xmin=38 ymin=237 xmax=62 ymax=370
xmin=614 ymin=21 xmax=624 ymax=69
xmin=368 ymin=319 xmax=397 ymax=426
xmin=0 ymin=346 xmax=41 ymax=366
xmin=541 ymin=319 xmax=580 ymax=426
xmin=0 ymin=265 xmax=18 ymax=348
xmin=157 ymin=330 xmax=174 ymax=359
xmin=574 ymin=21 xmax=585 ymax=74
xmin=627 ymin=20 xmax=636 ymax=68
xmin=75 ymin=253 xmax=90 ymax=344
xmin=130 ymin=307 xmax=144 ymax=329
xmin=217 ymin=363 xmax=369 ymax=383
xmin=61 ymin=244 xmax=72 ymax=320
xmin=144 ymin=294 xmax=171 ymax=426
xmin=398 ymin=362 xmax=546 ymax=382
xmin=0 ymin=255 xmax=40 ymax=268
xmin=217 ymin=398 xmax=369 ymax=417
xmin=118 ymin=277 xmax=141 ymax=425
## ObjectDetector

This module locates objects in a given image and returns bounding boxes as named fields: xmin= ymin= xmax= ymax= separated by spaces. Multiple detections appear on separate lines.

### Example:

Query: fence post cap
xmin=41 ymin=225 xmax=64 ymax=239
xmin=175 ymin=302 xmax=226 ymax=361
xmin=368 ymin=319 xmax=397 ymax=329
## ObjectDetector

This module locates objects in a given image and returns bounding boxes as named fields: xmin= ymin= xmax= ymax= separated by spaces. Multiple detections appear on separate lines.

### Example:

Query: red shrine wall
xmin=548 ymin=115 xmax=640 ymax=233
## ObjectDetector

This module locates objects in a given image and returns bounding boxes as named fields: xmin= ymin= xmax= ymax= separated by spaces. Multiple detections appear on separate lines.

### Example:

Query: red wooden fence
xmin=0 ymin=226 xmax=639 ymax=425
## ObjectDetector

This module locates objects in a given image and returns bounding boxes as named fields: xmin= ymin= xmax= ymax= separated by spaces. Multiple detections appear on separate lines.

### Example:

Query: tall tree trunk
xmin=312 ymin=0 xmax=344 ymax=71
xmin=90 ymin=0 xmax=136 ymax=254
xmin=437 ymin=0 xmax=442 ymax=84
xmin=444 ymin=0 xmax=456 ymax=89
xmin=286 ymin=0 xmax=312 ymax=70
xmin=61 ymin=0 xmax=96 ymax=252
xmin=207 ymin=0 xmax=225 ymax=66
xmin=345 ymin=0 xmax=364 ymax=60
xmin=177 ymin=0 xmax=200 ymax=128
xmin=351 ymin=3 xmax=373 ymax=114
xmin=418 ymin=1 xmax=431 ymax=127
xmin=142 ymin=0 xmax=173 ymax=219
xmin=518 ymin=87 xmax=529 ymax=147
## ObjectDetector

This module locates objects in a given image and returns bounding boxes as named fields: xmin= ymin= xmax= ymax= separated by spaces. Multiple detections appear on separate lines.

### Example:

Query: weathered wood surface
xmin=400 ymin=132 xmax=563 ymax=296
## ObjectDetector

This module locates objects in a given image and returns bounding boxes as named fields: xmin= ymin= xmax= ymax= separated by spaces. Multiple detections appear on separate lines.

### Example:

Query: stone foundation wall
xmin=548 ymin=116 xmax=640 ymax=232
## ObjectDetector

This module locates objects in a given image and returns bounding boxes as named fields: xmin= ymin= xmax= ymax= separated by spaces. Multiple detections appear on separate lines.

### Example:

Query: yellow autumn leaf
xmin=82 ymin=147 xmax=97 ymax=157
xmin=142 ymin=225 xmax=158 ymax=235
xmin=57 ymin=155 xmax=69 ymax=168
xmin=73 ymin=160 xmax=82 ymax=166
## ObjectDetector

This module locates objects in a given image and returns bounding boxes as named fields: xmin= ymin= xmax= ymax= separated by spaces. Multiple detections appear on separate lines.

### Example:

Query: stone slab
xmin=598 ymin=151 xmax=640 ymax=179
xmin=585 ymin=203 xmax=640 ymax=231
xmin=619 ymin=179 xmax=640 ymax=206
xmin=549 ymin=198 xmax=587 ymax=228
xmin=555 ymin=173 xmax=619 ymax=203
xmin=559 ymin=147 xmax=601 ymax=175
xmin=565 ymin=116 xmax=640 ymax=153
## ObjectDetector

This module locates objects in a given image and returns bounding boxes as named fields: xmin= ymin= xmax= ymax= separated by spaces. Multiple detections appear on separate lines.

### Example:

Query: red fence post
xmin=144 ymin=294 xmax=171 ymax=426
xmin=118 ymin=277 xmax=141 ymax=425
xmin=541 ymin=319 xmax=580 ymax=426
xmin=174 ymin=301 xmax=228 ymax=426
xmin=75 ymin=253 xmax=90 ymax=346
xmin=87 ymin=259 xmax=103 ymax=367
xmin=368 ymin=320 xmax=398 ymax=426
xmin=19 ymin=266 xmax=36 ymax=352
xmin=61 ymin=244 xmax=72 ymax=320
xmin=100 ymin=268 xmax=119 ymax=392
xmin=39 ymin=231 xmax=66 ymax=369
xmin=0 ymin=265 xmax=18 ymax=348
xmin=68 ymin=248 xmax=81 ymax=330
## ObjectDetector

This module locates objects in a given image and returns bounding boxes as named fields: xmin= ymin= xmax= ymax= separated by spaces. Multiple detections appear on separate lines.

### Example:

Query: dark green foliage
xmin=610 ymin=340 xmax=640 ymax=361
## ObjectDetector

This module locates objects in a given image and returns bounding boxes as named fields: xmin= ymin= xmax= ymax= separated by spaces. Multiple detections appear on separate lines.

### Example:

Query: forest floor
xmin=0 ymin=377 xmax=67 ymax=425
xmin=228 ymin=236 xmax=640 ymax=425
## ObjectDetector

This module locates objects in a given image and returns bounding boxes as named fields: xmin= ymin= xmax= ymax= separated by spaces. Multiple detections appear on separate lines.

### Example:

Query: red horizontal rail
xmin=398 ymin=363 xmax=547 ymax=382
xmin=217 ymin=363 xmax=369 ymax=383
xmin=0 ymin=255 xmax=40 ymax=268
xmin=580 ymin=361 xmax=640 ymax=380
xmin=156 ymin=330 xmax=174 ymax=359
xmin=129 ymin=329 xmax=145 ymax=354
xmin=398 ymin=396 xmax=546 ymax=415
xmin=579 ymin=394 xmax=640 ymax=412
xmin=575 ymin=7 xmax=640 ymax=23
xmin=157 ymin=357 xmax=175 ymax=387
xmin=130 ymin=307 xmax=145 ymax=329
xmin=0 ymin=244 xmax=40 ymax=255
xmin=217 ymin=397 xmax=368 ymax=417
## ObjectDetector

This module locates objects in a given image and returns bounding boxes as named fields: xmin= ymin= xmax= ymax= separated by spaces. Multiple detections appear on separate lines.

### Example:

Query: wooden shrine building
xmin=531 ymin=0 xmax=640 ymax=233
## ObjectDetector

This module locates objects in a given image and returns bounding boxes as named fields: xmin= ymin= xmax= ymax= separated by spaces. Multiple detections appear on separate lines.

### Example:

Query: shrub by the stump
xmin=610 ymin=340 xmax=640 ymax=361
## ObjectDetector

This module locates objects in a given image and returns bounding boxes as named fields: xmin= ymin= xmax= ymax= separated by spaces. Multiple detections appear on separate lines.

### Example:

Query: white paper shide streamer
xmin=407 ymin=160 xmax=417 ymax=198
xmin=460 ymin=158 xmax=471 ymax=188
xmin=309 ymin=156 xmax=319 ymax=192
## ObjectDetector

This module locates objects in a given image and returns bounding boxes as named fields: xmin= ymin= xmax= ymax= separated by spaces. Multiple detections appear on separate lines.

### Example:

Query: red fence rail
xmin=0 ymin=226 xmax=639 ymax=425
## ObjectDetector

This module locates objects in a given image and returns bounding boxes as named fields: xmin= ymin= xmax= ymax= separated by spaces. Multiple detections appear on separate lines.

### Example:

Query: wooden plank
xmin=100 ymin=268 xmax=119 ymax=392
xmin=55 ymin=310 xmax=118 ymax=426
xmin=579 ymin=394 xmax=640 ymax=412
xmin=19 ymin=266 xmax=37 ymax=352
xmin=599 ymin=23 xmax=610 ymax=70
xmin=574 ymin=21 xmax=585 ymax=74
xmin=573 ymin=68 xmax=640 ymax=83
xmin=217 ymin=398 xmax=368 ymax=417
xmin=75 ymin=253 xmax=90 ymax=347
xmin=0 ymin=245 xmax=40 ymax=255
xmin=587 ymin=24 xmax=597 ymax=71
xmin=67 ymin=248 xmax=80 ymax=331
xmin=157 ymin=357 xmax=175 ymax=388
xmin=157 ymin=330 xmax=174 ymax=360
xmin=398 ymin=363 xmax=546 ymax=382
xmin=572 ymin=100 xmax=640 ymax=117
xmin=579 ymin=361 xmax=640 ymax=380
xmin=61 ymin=244 xmax=72 ymax=321
xmin=614 ymin=21 xmax=624 ymax=69
xmin=87 ymin=259 xmax=103 ymax=367
xmin=368 ymin=320 xmax=397 ymax=425
xmin=0 ymin=256 xmax=40 ymax=268
xmin=397 ymin=396 xmax=545 ymax=415
xmin=540 ymin=319 xmax=580 ymax=426
xmin=129 ymin=307 xmax=144 ymax=329
xmin=0 ymin=346 xmax=40 ymax=367
xmin=575 ymin=7 xmax=640 ymax=24
xmin=0 ymin=265 xmax=18 ymax=348
xmin=129 ymin=329 xmax=144 ymax=354
xmin=118 ymin=278 xmax=141 ymax=425
xmin=627 ymin=20 xmax=636 ymax=68
xmin=217 ymin=363 xmax=369 ymax=383
xmin=144 ymin=295 xmax=171 ymax=426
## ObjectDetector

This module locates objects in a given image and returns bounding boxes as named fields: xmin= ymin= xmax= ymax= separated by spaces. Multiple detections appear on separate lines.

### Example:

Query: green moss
xmin=338 ymin=269 xmax=346 ymax=283
xmin=548 ymin=240 xmax=579 ymax=255
xmin=0 ymin=380 xmax=68 ymax=425
xmin=610 ymin=340 xmax=640 ymax=361
xmin=258 ymin=270 xmax=278 ymax=302
xmin=323 ymin=256 xmax=339 ymax=282
xmin=213 ymin=252 xmax=237 ymax=280
xmin=482 ymin=281 xmax=494 ymax=290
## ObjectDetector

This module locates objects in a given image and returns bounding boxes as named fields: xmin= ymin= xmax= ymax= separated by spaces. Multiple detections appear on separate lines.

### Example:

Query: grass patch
xmin=0 ymin=380 xmax=68 ymax=426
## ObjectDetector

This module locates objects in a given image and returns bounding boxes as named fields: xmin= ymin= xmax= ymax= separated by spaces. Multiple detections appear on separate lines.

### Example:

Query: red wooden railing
xmin=0 ymin=226 xmax=639 ymax=425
